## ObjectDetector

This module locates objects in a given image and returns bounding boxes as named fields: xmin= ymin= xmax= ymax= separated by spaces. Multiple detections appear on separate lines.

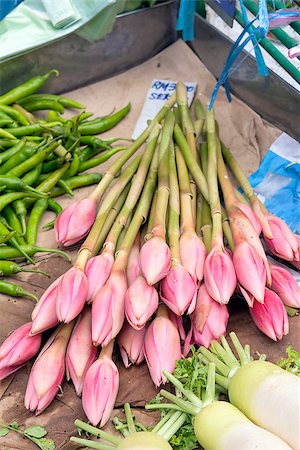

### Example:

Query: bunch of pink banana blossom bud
xmin=85 ymin=247 xmax=114 ymax=302
xmin=82 ymin=340 xmax=119 ymax=427
xmin=263 ymin=213 xmax=299 ymax=262
xmin=250 ymin=288 xmax=289 ymax=341
xmin=234 ymin=200 xmax=262 ymax=236
xmin=291 ymin=234 xmax=300 ymax=270
xmin=143 ymin=304 xmax=181 ymax=387
xmin=25 ymin=322 xmax=74 ymax=415
xmin=0 ymin=323 xmax=42 ymax=381
xmin=183 ymin=284 xmax=229 ymax=353
xmin=270 ymin=265 xmax=300 ymax=308
xmin=126 ymin=234 xmax=141 ymax=286
xmin=168 ymin=310 xmax=186 ymax=342
xmin=238 ymin=284 xmax=255 ymax=308
xmin=117 ymin=321 xmax=146 ymax=367
xmin=66 ymin=308 xmax=98 ymax=396
xmin=56 ymin=266 xmax=88 ymax=323
xmin=55 ymin=198 xmax=97 ymax=247
xmin=125 ymin=275 xmax=158 ymax=330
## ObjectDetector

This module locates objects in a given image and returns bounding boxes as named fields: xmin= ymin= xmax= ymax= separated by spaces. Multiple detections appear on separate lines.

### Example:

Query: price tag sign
xmin=132 ymin=79 xmax=197 ymax=139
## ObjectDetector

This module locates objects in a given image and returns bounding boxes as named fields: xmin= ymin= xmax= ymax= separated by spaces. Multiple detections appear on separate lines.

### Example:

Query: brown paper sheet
xmin=0 ymin=40 xmax=298 ymax=450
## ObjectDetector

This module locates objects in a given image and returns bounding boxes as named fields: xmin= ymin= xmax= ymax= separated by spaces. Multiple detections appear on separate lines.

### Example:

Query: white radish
xmin=194 ymin=401 xmax=293 ymax=450
xmin=228 ymin=360 xmax=300 ymax=450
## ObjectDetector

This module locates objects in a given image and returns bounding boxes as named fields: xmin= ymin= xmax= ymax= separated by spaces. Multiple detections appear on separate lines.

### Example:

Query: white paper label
xmin=132 ymin=79 xmax=197 ymax=140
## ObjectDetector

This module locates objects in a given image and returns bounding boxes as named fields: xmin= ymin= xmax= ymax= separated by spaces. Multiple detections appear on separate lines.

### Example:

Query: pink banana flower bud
xmin=270 ymin=265 xmax=300 ymax=308
xmin=192 ymin=283 xmax=214 ymax=333
xmin=25 ymin=322 xmax=74 ymax=415
xmin=85 ymin=251 xmax=114 ymax=302
xmin=183 ymin=300 xmax=229 ymax=354
xmin=54 ymin=198 xmax=97 ymax=247
xmin=126 ymin=235 xmax=141 ymax=286
xmin=160 ymin=262 xmax=197 ymax=315
xmin=0 ymin=323 xmax=42 ymax=381
xmin=143 ymin=305 xmax=181 ymax=386
xmin=233 ymin=241 xmax=266 ymax=303
xmin=92 ymin=269 xmax=127 ymax=347
xmin=264 ymin=214 xmax=299 ymax=261
xmin=66 ymin=308 xmax=98 ymax=396
xmin=238 ymin=284 xmax=255 ymax=308
xmin=236 ymin=202 xmax=262 ymax=236
xmin=82 ymin=341 xmax=119 ymax=427
xmin=139 ymin=237 xmax=171 ymax=285
xmin=117 ymin=321 xmax=146 ymax=367
xmin=168 ymin=310 xmax=186 ymax=342
xmin=291 ymin=234 xmax=300 ymax=269
xmin=125 ymin=275 xmax=158 ymax=330
xmin=204 ymin=244 xmax=237 ymax=304
xmin=179 ymin=231 xmax=206 ymax=282
xmin=56 ymin=267 xmax=88 ymax=323
xmin=31 ymin=276 xmax=62 ymax=336
xmin=250 ymin=288 xmax=289 ymax=341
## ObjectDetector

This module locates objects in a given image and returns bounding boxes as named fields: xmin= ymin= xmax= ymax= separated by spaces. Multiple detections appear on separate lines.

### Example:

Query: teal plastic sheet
xmin=0 ymin=0 xmax=126 ymax=62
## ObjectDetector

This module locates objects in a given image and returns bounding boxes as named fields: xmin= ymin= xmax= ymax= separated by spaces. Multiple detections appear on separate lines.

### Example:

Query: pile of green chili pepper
xmin=0 ymin=69 xmax=131 ymax=302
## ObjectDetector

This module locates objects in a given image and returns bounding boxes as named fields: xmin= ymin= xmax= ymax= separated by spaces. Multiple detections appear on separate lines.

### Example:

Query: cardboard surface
xmin=0 ymin=40 xmax=298 ymax=450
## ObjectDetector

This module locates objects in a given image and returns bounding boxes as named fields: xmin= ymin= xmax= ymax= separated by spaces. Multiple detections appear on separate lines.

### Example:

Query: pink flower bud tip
xmin=179 ymin=231 xmax=206 ymax=282
xmin=144 ymin=307 xmax=181 ymax=386
xmin=264 ymin=214 xmax=299 ymax=262
xmin=250 ymin=288 xmax=289 ymax=341
xmin=56 ymin=267 xmax=88 ymax=323
xmin=92 ymin=270 xmax=127 ymax=347
xmin=82 ymin=345 xmax=119 ymax=427
xmin=117 ymin=321 xmax=146 ymax=367
xmin=0 ymin=322 xmax=42 ymax=381
xmin=139 ymin=237 xmax=171 ymax=285
xmin=204 ymin=245 xmax=237 ymax=304
xmin=54 ymin=198 xmax=97 ymax=247
xmin=25 ymin=323 xmax=73 ymax=415
xmin=85 ymin=252 xmax=114 ymax=302
xmin=31 ymin=276 xmax=62 ymax=336
xmin=66 ymin=308 xmax=98 ymax=396
xmin=270 ymin=265 xmax=300 ymax=308
xmin=125 ymin=276 xmax=158 ymax=330
xmin=160 ymin=263 xmax=197 ymax=315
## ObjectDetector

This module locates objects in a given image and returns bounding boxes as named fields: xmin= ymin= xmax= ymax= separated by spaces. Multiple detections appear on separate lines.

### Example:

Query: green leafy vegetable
xmin=169 ymin=419 xmax=198 ymax=450
xmin=0 ymin=422 xmax=55 ymax=450
xmin=278 ymin=345 xmax=300 ymax=376
xmin=24 ymin=425 xmax=48 ymax=438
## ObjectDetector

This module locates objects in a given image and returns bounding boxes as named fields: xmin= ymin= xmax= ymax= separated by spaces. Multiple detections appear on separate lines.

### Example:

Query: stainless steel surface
xmin=189 ymin=13 xmax=300 ymax=140
xmin=0 ymin=0 xmax=177 ymax=95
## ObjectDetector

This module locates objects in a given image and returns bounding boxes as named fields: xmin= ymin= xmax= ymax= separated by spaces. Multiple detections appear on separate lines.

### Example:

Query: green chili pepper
xmin=54 ymin=144 xmax=72 ymax=161
xmin=78 ymin=103 xmax=131 ymax=135
xmin=0 ymin=229 xmax=16 ymax=244
xmin=0 ymin=138 xmax=21 ymax=148
xmin=0 ymin=260 xmax=49 ymax=277
xmin=43 ymin=198 xmax=62 ymax=229
xmin=12 ymin=200 xmax=27 ymax=235
xmin=47 ymin=110 xmax=67 ymax=123
xmin=4 ymin=121 xmax=62 ymax=137
xmin=75 ymin=112 xmax=93 ymax=123
xmin=0 ymin=120 xmax=14 ymax=128
xmin=35 ymin=162 xmax=70 ymax=193
xmin=0 ymin=191 xmax=44 ymax=213
xmin=0 ymin=70 xmax=59 ymax=105
xmin=13 ymin=104 xmax=37 ymax=124
xmin=6 ymin=140 xmax=61 ymax=178
xmin=0 ymin=128 xmax=18 ymax=139
xmin=0 ymin=110 xmax=14 ymax=123
xmin=0 ymin=144 xmax=38 ymax=174
xmin=20 ymin=99 xmax=65 ymax=114
xmin=17 ymin=93 xmax=85 ymax=110
xmin=0 ymin=220 xmax=34 ymax=264
xmin=0 ymin=104 xmax=29 ymax=126
xmin=26 ymin=198 xmax=49 ymax=245
xmin=42 ymin=158 xmax=63 ymax=173
xmin=63 ymin=152 xmax=80 ymax=178
xmin=78 ymin=146 xmax=107 ymax=163
xmin=0 ymin=280 xmax=38 ymax=301
xmin=49 ymin=172 xmax=102 ymax=197
xmin=21 ymin=163 xmax=42 ymax=186
xmin=0 ymin=244 xmax=70 ymax=262
xmin=78 ymin=146 xmax=125 ymax=172
xmin=56 ymin=179 xmax=74 ymax=197
xmin=0 ymin=140 xmax=26 ymax=165
xmin=2 ymin=206 xmax=26 ymax=245
xmin=0 ymin=176 xmax=47 ymax=198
